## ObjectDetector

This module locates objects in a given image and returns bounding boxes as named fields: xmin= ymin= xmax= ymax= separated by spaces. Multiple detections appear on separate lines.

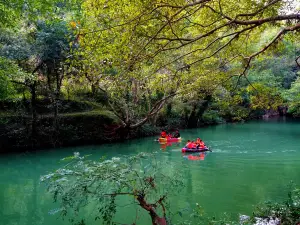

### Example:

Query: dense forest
xmin=1 ymin=1 xmax=300 ymax=225
xmin=0 ymin=0 xmax=299 ymax=151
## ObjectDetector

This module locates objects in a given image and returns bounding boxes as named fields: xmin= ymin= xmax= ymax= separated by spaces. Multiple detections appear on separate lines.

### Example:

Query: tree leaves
xmin=41 ymin=152 xmax=185 ymax=224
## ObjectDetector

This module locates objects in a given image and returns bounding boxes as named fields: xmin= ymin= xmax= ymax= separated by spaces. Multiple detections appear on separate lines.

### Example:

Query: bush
xmin=136 ymin=123 xmax=160 ymax=137
xmin=250 ymin=188 xmax=300 ymax=225
xmin=202 ymin=110 xmax=224 ymax=124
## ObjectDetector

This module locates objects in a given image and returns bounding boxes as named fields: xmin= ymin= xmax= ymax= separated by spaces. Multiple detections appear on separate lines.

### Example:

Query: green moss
xmin=60 ymin=110 xmax=118 ymax=122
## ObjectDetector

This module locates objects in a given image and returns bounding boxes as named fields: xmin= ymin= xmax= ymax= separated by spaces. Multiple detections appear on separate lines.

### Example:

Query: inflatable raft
xmin=158 ymin=137 xmax=181 ymax=142
xmin=181 ymin=147 xmax=210 ymax=153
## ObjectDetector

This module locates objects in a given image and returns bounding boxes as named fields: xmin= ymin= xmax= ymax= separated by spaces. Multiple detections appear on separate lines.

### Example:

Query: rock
xmin=240 ymin=215 xmax=280 ymax=225
xmin=240 ymin=215 xmax=250 ymax=223
xmin=253 ymin=217 xmax=280 ymax=225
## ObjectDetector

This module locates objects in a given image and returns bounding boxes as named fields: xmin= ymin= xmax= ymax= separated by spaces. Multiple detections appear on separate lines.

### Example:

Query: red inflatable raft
xmin=181 ymin=147 xmax=210 ymax=153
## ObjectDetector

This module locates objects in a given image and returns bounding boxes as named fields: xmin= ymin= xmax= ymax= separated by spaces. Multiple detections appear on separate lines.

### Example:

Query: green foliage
xmin=35 ymin=20 xmax=74 ymax=60
xmin=250 ymin=188 xmax=300 ymax=225
xmin=0 ymin=75 xmax=14 ymax=100
xmin=41 ymin=152 xmax=185 ymax=225
xmin=136 ymin=124 xmax=160 ymax=137
xmin=247 ymin=37 xmax=299 ymax=90
xmin=283 ymin=76 xmax=300 ymax=116
xmin=0 ymin=57 xmax=23 ymax=100
xmin=175 ymin=203 xmax=239 ymax=225
xmin=247 ymin=83 xmax=283 ymax=111
xmin=0 ymin=0 xmax=83 ymax=27
xmin=0 ymin=0 xmax=299 ymax=145
xmin=202 ymin=110 xmax=225 ymax=124
xmin=212 ymin=88 xmax=250 ymax=122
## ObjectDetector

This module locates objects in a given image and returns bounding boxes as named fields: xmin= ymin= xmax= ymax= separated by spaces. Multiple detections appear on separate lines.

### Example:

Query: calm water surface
xmin=0 ymin=118 xmax=300 ymax=225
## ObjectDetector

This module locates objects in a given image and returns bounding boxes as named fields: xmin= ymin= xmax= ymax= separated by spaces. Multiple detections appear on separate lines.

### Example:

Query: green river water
xmin=0 ymin=118 xmax=300 ymax=225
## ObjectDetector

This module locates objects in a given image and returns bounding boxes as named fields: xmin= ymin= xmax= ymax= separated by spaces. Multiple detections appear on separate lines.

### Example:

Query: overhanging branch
xmin=240 ymin=22 xmax=300 ymax=76
xmin=296 ymin=56 xmax=300 ymax=68
xmin=130 ymin=92 xmax=177 ymax=129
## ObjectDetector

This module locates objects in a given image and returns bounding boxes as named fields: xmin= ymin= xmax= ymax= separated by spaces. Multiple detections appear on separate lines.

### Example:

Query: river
xmin=0 ymin=118 xmax=299 ymax=225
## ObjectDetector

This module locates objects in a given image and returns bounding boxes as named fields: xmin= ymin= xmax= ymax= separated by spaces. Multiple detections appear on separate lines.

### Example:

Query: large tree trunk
xmin=136 ymin=195 xmax=167 ymax=225
xmin=187 ymin=95 xmax=212 ymax=128
xmin=187 ymin=104 xmax=197 ymax=128
xmin=29 ymin=81 xmax=37 ymax=146
xmin=53 ymin=72 xmax=60 ymax=132
xmin=197 ymin=95 xmax=212 ymax=124
xmin=52 ymin=68 xmax=64 ymax=146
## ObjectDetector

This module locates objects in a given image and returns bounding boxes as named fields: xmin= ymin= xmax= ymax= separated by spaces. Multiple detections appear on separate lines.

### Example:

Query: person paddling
xmin=186 ymin=141 xmax=196 ymax=149
xmin=195 ymin=138 xmax=201 ymax=147
xmin=160 ymin=130 xmax=167 ymax=138
xmin=199 ymin=139 xmax=206 ymax=148
xmin=185 ymin=140 xmax=191 ymax=148
xmin=173 ymin=130 xmax=180 ymax=138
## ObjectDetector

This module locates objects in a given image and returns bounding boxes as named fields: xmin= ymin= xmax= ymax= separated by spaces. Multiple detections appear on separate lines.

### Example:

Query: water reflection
xmin=183 ymin=152 xmax=207 ymax=161
xmin=159 ymin=141 xmax=181 ymax=150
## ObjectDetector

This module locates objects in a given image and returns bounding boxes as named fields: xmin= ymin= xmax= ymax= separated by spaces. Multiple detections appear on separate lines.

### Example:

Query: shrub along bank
xmin=0 ymin=97 xmax=291 ymax=153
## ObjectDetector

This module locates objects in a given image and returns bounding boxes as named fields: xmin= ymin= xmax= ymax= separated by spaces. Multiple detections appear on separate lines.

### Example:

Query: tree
xmin=81 ymin=0 xmax=299 ymax=73
xmin=0 ymin=0 xmax=83 ymax=27
xmin=0 ymin=57 xmax=21 ymax=100
xmin=76 ymin=0 xmax=299 ymax=129
xmin=0 ymin=27 xmax=42 ymax=137
xmin=41 ymin=152 xmax=184 ymax=225
xmin=0 ymin=19 xmax=77 ymax=140
xmin=245 ymin=32 xmax=300 ymax=89
xmin=283 ymin=76 xmax=300 ymax=116
xmin=73 ymin=31 xmax=180 ymax=134
xmin=247 ymin=83 xmax=283 ymax=112
xmin=34 ymin=19 xmax=78 ymax=131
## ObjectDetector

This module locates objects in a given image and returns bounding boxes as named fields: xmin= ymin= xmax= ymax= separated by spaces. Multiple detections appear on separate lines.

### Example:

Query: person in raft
xmin=185 ymin=140 xmax=191 ymax=148
xmin=160 ymin=130 xmax=167 ymax=138
xmin=196 ymin=138 xmax=206 ymax=149
xmin=185 ymin=140 xmax=197 ymax=149
xmin=199 ymin=139 xmax=206 ymax=148
xmin=173 ymin=130 xmax=180 ymax=138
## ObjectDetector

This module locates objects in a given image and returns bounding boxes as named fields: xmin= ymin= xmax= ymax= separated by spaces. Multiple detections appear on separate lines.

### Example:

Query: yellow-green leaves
xmin=247 ymin=83 xmax=283 ymax=111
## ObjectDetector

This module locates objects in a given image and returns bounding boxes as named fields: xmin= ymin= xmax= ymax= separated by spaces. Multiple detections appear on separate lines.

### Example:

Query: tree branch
xmin=178 ymin=32 xmax=239 ymax=71
xmin=104 ymin=192 xmax=134 ymax=197
xmin=296 ymin=56 xmax=300 ymax=68
xmin=152 ymin=24 xmax=258 ymax=73
xmin=130 ymin=92 xmax=177 ymax=129
xmin=233 ymin=14 xmax=300 ymax=25
xmin=235 ymin=0 xmax=282 ymax=18
xmin=240 ymin=22 xmax=300 ymax=77
xmin=135 ymin=0 xmax=212 ymax=58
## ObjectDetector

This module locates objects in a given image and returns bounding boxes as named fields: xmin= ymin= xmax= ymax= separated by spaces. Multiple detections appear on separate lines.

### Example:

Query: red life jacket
xmin=187 ymin=142 xmax=195 ymax=149
xmin=161 ymin=131 xmax=167 ymax=138
xmin=200 ymin=141 xmax=205 ymax=148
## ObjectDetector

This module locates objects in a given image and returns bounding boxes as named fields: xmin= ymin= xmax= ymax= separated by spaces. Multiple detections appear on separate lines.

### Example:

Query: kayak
xmin=182 ymin=147 xmax=210 ymax=153
xmin=158 ymin=137 xmax=181 ymax=142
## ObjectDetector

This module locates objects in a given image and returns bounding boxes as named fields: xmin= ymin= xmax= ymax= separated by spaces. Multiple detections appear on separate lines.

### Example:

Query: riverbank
xmin=0 ymin=99 xmax=293 ymax=153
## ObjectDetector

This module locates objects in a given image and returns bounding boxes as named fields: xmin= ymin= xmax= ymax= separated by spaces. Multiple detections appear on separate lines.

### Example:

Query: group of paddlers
xmin=160 ymin=130 xmax=207 ymax=149
xmin=184 ymin=138 xmax=206 ymax=149
xmin=160 ymin=130 xmax=180 ymax=138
